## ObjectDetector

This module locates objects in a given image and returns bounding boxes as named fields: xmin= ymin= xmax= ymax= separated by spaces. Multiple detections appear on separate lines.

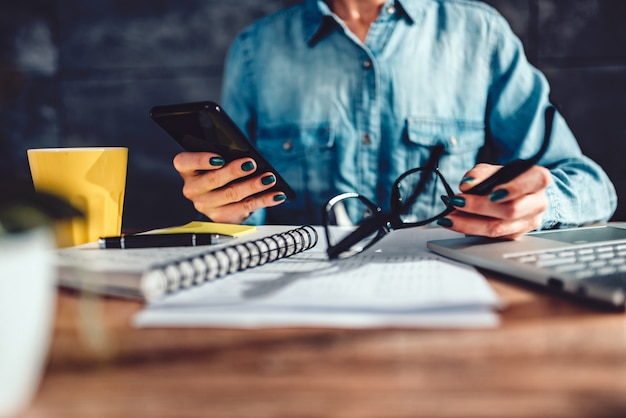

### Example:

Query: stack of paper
xmin=133 ymin=227 xmax=502 ymax=329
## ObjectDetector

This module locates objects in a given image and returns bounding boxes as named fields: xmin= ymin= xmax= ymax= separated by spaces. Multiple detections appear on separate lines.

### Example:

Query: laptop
xmin=427 ymin=223 xmax=626 ymax=309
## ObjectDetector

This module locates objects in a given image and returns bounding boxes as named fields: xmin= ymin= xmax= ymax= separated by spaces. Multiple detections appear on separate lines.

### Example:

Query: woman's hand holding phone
xmin=151 ymin=101 xmax=296 ymax=223
xmin=173 ymin=151 xmax=287 ymax=224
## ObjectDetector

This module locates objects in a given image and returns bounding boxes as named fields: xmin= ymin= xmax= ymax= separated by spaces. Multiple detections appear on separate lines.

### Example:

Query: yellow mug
xmin=27 ymin=147 xmax=128 ymax=247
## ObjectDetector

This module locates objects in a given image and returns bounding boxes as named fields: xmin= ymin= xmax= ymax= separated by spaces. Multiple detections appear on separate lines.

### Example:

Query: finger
xmin=485 ymin=166 xmax=552 ymax=203
xmin=204 ymin=192 xmax=288 ymax=224
xmin=458 ymin=163 xmax=502 ymax=192
xmin=438 ymin=211 xmax=543 ymax=240
xmin=173 ymin=152 xmax=226 ymax=176
xmin=210 ymin=171 xmax=278 ymax=207
xmin=449 ymin=189 xmax=548 ymax=222
xmin=182 ymin=158 xmax=258 ymax=200
xmin=190 ymin=171 xmax=281 ymax=210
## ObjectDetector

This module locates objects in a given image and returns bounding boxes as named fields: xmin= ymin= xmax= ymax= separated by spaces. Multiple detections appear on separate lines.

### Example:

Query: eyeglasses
xmin=322 ymin=105 xmax=556 ymax=259
xmin=322 ymin=166 xmax=456 ymax=259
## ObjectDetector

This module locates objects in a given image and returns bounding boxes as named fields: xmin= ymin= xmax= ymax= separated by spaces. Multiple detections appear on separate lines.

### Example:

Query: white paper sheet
xmin=133 ymin=227 xmax=502 ymax=329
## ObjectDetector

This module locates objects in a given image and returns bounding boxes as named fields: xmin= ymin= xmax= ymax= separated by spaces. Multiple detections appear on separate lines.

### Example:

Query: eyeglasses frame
xmin=323 ymin=166 xmax=456 ymax=259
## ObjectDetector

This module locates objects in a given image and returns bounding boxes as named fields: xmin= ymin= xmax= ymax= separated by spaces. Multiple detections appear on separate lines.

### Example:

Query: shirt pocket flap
xmin=405 ymin=118 xmax=485 ymax=154
xmin=256 ymin=124 xmax=334 ymax=159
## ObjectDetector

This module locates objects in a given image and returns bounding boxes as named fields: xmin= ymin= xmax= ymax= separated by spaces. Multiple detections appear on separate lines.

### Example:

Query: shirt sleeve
xmin=485 ymin=11 xmax=617 ymax=228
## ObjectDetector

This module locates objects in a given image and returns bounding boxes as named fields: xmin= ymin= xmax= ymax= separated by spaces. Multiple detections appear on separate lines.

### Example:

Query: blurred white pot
xmin=0 ymin=226 xmax=56 ymax=417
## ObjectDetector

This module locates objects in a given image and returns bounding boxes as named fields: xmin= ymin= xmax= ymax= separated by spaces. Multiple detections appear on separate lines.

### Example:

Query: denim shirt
xmin=221 ymin=0 xmax=617 ymax=227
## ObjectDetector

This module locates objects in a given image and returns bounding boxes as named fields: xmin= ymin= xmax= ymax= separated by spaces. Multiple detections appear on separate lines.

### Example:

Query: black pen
xmin=98 ymin=233 xmax=235 ymax=249
xmin=465 ymin=105 xmax=555 ymax=196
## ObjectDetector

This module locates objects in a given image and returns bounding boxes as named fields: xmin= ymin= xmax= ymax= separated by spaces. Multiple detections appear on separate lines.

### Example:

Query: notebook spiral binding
xmin=143 ymin=225 xmax=318 ymax=297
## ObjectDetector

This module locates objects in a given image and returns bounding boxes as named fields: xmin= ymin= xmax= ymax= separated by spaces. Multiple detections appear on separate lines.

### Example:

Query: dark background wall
xmin=2 ymin=0 xmax=625 ymax=231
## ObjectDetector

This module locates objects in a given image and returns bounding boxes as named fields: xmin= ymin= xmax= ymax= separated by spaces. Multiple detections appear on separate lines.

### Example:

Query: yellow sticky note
xmin=154 ymin=221 xmax=256 ymax=236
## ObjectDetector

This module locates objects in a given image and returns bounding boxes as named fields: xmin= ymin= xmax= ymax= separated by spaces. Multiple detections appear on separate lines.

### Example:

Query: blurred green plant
xmin=0 ymin=181 xmax=83 ymax=235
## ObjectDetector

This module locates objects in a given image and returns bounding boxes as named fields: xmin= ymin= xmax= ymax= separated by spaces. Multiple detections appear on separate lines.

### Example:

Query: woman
xmin=173 ymin=0 xmax=616 ymax=239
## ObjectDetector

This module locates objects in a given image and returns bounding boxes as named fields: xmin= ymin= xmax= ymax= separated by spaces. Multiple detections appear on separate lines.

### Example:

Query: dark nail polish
xmin=490 ymin=189 xmax=509 ymax=202
xmin=461 ymin=176 xmax=475 ymax=183
xmin=261 ymin=174 xmax=276 ymax=185
xmin=241 ymin=161 xmax=255 ymax=172
xmin=437 ymin=218 xmax=453 ymax=228
xmin=450 ymin=196 xmax=466 ymax=208
xmin=209 ymin=157 xmax=225 ymax=167
xmin=273 ymin=194 xmax=287 ymax=202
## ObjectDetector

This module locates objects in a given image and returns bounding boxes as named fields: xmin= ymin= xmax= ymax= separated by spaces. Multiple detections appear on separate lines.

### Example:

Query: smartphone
xmin=150 ymin=101 xmax=296 ymax=200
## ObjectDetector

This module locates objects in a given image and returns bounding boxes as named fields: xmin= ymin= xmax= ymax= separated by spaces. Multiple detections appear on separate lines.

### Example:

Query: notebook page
xmin=134 ymin=227 xmax=502 ymax=328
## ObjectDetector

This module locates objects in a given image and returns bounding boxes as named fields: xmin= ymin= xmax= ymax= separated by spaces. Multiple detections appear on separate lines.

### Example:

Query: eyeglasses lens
xmin=325 ymin=196 xmax=382 ymax=259
xmin=393 ymin=168 xmax=450 ymax=224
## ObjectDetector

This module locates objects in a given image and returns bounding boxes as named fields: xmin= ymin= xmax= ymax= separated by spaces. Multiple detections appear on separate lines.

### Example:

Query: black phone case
xmin=150 ymin=101 xmax=296 ymax=201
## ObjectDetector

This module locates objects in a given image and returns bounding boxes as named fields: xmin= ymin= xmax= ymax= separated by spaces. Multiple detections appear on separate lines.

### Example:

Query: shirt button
xmin=363 ymin=59 xmax=372 ymax=69
xmin=387 ymin=6 xmax=396 ymax=15
xmin=283 ymin=139 xmax=292 ymax=151
xmin=362 ymin=134 xmax=371 ymax=145
xmin=450 ymin=136 xmax=458 ymax=147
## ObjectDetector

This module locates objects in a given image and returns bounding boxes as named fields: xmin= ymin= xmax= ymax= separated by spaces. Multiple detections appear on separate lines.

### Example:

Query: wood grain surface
xmin=19 ymin=275 xmax=626 ymax=418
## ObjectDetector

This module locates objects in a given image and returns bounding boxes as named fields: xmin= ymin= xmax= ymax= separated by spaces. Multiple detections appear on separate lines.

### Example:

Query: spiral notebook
xmin=55 ymin=224 xmax=318 ymax=301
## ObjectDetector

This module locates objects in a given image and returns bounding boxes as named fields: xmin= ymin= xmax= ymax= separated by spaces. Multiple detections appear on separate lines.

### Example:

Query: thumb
xmin=458 ymin=163 xmax=502 ymax=192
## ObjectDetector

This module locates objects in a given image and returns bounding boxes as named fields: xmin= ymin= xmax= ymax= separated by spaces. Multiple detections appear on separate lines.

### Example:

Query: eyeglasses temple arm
xmin=326 ymin=215 xmax=387 ymax=259
xmin=465 ymin=105 xmax=555 ymax=196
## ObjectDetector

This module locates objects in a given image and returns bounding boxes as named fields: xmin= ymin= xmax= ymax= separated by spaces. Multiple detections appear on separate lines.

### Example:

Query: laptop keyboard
xmin=506 ymin=242 xmax=626 ymax=281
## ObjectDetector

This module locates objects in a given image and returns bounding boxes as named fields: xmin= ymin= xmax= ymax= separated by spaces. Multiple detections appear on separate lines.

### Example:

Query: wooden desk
xmin=22 ymin=276 xmax=626 ymax=418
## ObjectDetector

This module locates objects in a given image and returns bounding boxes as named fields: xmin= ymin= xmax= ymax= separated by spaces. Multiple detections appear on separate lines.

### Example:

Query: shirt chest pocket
xmin=255 ymin=124 xmax=336 ymax=213
xmin=404 ymin=118 xmax=486 ymax=187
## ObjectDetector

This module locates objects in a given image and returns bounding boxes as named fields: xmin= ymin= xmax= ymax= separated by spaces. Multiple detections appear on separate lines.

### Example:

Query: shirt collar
xmin=303 ymin=0 xmax=426 ymax=46
xmin=395 ymin=0 xmax=426 ymax=24
xmin=303 ymin=0 xmax=339 ymax=46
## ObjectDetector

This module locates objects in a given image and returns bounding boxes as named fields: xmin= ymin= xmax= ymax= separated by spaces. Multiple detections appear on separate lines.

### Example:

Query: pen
xmin=98 ymin=233 xmax=235 ymax=249
xmin=465 ymin=105 xmax=555 ymax=196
